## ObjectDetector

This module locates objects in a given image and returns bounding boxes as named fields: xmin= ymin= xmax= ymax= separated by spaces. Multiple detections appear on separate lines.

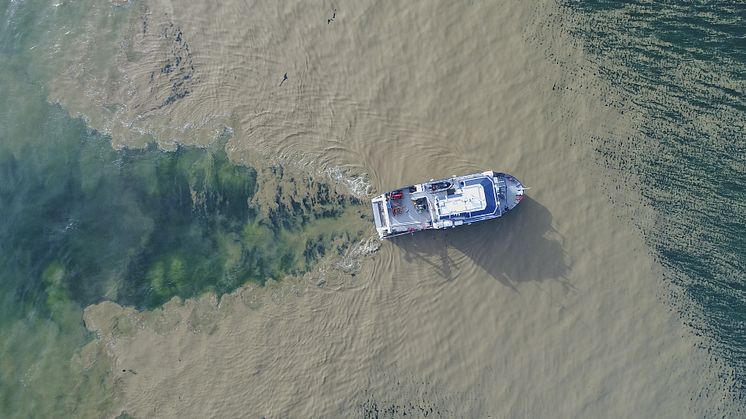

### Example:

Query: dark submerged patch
xmin=0 ymin=113 xmax=365 ymax=312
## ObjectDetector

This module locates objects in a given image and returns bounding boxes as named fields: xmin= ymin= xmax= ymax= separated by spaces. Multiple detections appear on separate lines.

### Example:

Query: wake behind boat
xmin=371 ymin=171 xmax=525 ymax=239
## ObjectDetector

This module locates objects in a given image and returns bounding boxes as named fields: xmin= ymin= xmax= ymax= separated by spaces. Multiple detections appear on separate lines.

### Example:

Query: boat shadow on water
xmin=389 ymin=197 xmax=569 ymax=290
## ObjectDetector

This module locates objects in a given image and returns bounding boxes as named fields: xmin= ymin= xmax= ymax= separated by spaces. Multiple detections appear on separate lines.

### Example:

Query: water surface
xmin=1 ymin=0 xmax=744 ymax=417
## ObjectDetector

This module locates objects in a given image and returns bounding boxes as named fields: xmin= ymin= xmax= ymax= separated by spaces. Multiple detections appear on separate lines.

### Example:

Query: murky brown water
xmin=45 ymin=0 xmax=738 ymax=417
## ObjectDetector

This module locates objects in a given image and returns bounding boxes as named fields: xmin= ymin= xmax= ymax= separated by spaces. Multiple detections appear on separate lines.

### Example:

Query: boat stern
xmin=371 ymin=195 xmax=390 ymax=239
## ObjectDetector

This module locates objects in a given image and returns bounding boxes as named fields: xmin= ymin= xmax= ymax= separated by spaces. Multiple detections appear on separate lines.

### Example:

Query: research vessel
xmin=371 ymin=171 xmax=525 ymax=239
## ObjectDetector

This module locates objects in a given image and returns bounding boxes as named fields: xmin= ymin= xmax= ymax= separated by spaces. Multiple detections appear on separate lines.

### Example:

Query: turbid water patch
xmin=0 ymin=3 xmax=369 ymax=414
xmin=556 ymin=0 xmax=746 ymax=401
xmin=3 ymin=0 xmax=743 ymax=417
xmin=1 ymin=110 xmax=367 ymax=311
xmin=63 ymin=0 xmax=738 ymax=417
xmin=0 ymin=69 xmax=368 ymax=419
xmin=0 ymin=58 xmax=118 ymax=418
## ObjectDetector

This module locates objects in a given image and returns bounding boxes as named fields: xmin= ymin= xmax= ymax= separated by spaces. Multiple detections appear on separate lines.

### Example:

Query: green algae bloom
xmin=1 ymin=120 xmax=365 ymax=311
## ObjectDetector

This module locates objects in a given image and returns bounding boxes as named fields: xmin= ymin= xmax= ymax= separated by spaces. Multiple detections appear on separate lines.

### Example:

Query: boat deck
xmin=439 ymin=176 xmax=500 ymax=220
xmin=386 ymin=188 xmax=433 ymax=229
